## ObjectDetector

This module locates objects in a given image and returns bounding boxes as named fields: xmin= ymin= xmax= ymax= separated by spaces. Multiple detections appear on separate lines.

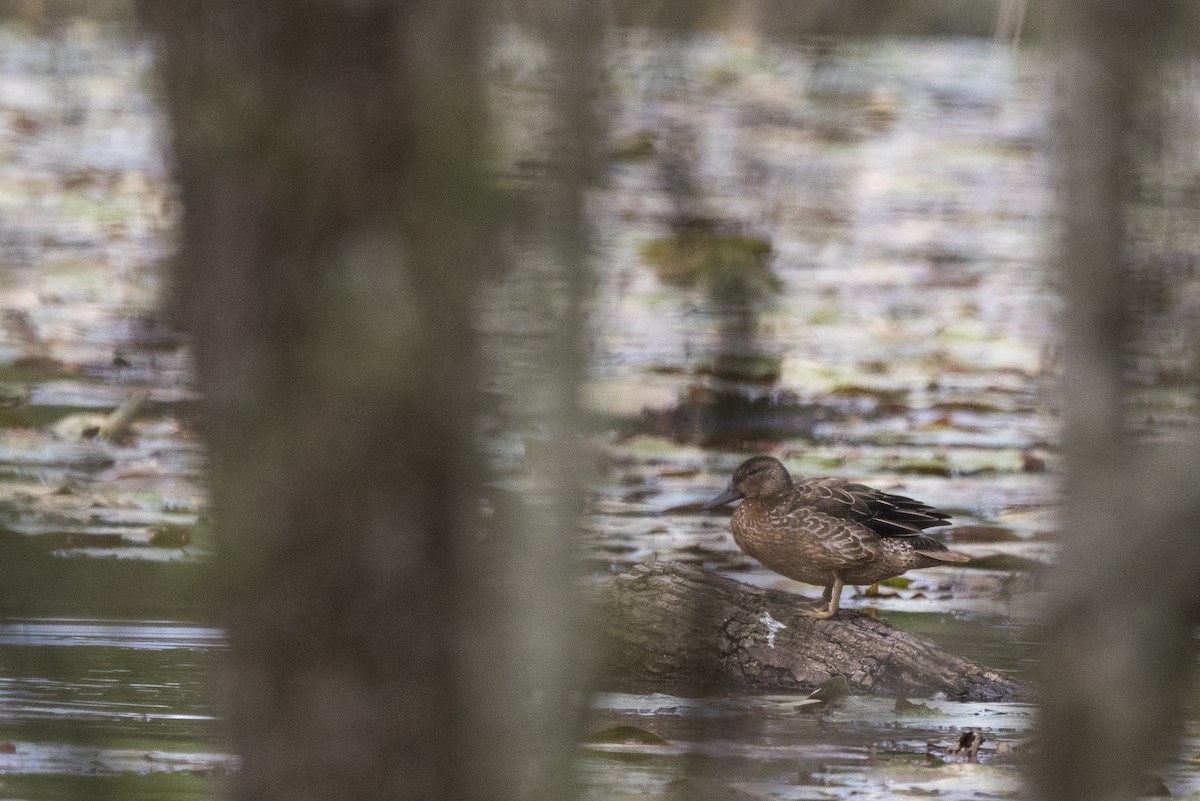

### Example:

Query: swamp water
xmin=1 ymin=20 xmax=1199 ymax=801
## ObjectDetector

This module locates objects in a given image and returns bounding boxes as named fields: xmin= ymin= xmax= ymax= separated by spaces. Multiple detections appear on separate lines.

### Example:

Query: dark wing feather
xmin=790 ymin=477 xmax=950 ymax=538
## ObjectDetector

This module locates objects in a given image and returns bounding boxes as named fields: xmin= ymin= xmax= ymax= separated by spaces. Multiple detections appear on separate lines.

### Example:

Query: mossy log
xmin=593 ymin=562 xmax=1023 ymax=701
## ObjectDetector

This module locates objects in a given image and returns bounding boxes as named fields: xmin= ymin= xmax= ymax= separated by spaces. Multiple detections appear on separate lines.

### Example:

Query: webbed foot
xmin=801 ymin=577 xmax=843 ymax=619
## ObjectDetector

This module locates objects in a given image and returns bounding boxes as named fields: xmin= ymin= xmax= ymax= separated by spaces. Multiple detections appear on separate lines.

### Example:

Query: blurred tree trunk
xmin=1037 ymin=3 xmax=1200 ymax=801
xmin=138 ymin=4 xmax=573 ymax=801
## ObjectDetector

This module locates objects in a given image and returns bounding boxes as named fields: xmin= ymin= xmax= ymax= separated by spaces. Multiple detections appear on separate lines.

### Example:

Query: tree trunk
xmin=141 ymin=4 xmax=501 ymax=801
xmin=595 ymin=562 xmax=1022 ymax=701
xmin=1036 ymin=3 xmax=1200 ymax=801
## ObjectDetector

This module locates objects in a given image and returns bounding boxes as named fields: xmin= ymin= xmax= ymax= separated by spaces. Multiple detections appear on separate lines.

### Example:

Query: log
xmin=593 ymin=562 xmax=1023 ymax=701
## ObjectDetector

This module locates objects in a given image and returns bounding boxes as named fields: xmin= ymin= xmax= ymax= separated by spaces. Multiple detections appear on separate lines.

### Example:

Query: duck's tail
xmin=911 ymin=535 xmax=972 ymax=563
xmin=917 ymin=549 xmax=971 ymax=563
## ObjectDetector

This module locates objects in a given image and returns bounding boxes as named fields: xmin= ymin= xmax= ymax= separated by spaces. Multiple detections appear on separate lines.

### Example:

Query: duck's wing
xmin=763 ymin=505 xmax=876 ymax=567
xmin=790 ymin=477 xmax=951 ymax=538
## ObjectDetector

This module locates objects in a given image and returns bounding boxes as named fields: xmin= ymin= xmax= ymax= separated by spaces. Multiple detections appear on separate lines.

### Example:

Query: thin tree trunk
xmin=142 ymin=4 xmax=495 ymax=801
xmin=1037 ymin=4 xmax=1200 ymax=801
xmin=469 ymin=4 xmax=605 ymax=798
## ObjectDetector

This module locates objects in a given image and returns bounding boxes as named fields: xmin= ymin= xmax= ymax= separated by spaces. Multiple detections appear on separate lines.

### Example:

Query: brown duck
xmin=703 ymin=455 xmax=970 ymax=618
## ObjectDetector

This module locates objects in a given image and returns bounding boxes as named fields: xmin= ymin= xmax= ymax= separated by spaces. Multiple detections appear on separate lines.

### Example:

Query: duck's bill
xmin=702 ymin=485 xmax=745 ymax=510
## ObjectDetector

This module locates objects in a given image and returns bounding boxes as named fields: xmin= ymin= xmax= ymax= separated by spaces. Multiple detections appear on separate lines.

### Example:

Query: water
xmin=580 ymin=693 xmax=1037 ymax=801
xmin=0 ymin=617 xmax=232 ymax=799
xmin=2 ymin=18 xmax=1200 ymax=801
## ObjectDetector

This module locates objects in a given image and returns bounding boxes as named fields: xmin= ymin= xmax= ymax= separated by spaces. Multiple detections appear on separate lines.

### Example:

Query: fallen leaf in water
xmin=585 ymin=726 xmax=668 ymax=746
xmin=894 ymin=698 xmax=941 ymax=716
xmin=807 ymin=674 xmax=850 ymax=703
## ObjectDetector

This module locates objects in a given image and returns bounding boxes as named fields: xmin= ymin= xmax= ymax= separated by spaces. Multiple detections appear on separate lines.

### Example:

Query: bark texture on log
xmin=595 ymin=562 xmax=1022 ymax=701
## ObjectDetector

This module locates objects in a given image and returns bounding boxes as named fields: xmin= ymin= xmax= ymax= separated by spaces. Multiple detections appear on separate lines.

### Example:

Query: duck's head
xmin=702 ymin=455 xmax=793 ymax=510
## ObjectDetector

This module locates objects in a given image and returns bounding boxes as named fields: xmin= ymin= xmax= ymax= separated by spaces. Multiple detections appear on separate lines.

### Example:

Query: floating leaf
xmin=698 ymin=353 xmax=783 ymax=384
xmin=894 ymin=698 xmax=941 ymax=716
xmin=608 ymin=131 xmax=656 ymax=162
xmin=585 ymin=726 xmax=669 ymax=746
xmin=149 ymin=525 xmax=192 ymax=548
xmin=807 ymin=674 xmax=850 ymax=703
xmin=789 ymin=698 xmax=826 ymax=712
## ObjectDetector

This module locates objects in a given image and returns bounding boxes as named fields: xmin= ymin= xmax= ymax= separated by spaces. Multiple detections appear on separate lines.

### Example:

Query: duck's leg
xmin=803 ymin=577 xmax=843 ymax=619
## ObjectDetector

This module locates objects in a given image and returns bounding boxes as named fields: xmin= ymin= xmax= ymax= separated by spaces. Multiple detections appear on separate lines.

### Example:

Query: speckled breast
xmin=729 ymin=502 xmax=841 ymax=587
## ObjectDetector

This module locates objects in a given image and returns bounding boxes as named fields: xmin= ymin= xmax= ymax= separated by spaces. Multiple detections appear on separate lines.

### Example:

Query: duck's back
xmin=787 ymin=477 xmax=951 ymax=537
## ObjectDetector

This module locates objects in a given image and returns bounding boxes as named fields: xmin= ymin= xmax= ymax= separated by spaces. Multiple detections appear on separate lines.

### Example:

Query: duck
xmin=702 ymin=455 xmax=970 ymax=618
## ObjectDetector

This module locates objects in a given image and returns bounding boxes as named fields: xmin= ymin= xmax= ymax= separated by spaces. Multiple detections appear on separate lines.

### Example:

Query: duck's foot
xmin=800 ymin=577 xmax=843 ymax=619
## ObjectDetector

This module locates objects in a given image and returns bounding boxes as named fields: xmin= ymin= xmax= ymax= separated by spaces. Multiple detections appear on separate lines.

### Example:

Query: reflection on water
xmin=0 ymin=619 xmax=224 ymax=651
xmin=0 ymin=617 xmax=232 ymax=798
xmin=883 ymin=613 xmax=1041 ymax=682
xmin=580 ymin=692 xmax=1200 ymax=801
xmin=580 ymin=692 xmax=1039 ymax=801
